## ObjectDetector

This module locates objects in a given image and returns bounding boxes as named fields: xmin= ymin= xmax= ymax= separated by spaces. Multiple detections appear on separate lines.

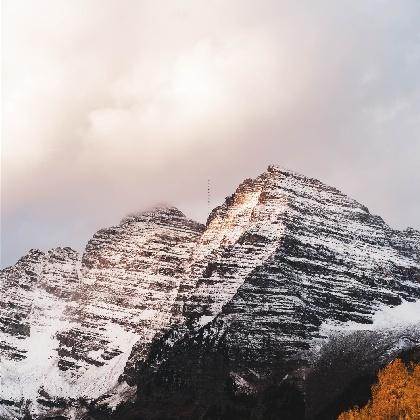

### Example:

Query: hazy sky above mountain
xmin=2 ymin=0 xmax=420 ymax=267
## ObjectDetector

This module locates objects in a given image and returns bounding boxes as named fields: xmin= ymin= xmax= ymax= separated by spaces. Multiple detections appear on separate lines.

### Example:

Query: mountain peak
xmin=46 ymin=246 xmax=78 ymax=259
xmin=120 ymin=205 xmax=191 ymax=226
xmin=266 ymin=163 xmax=299 ymax=176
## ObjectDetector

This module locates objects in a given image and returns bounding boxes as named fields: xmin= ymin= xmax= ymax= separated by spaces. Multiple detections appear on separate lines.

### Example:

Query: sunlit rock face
xmin=1 ymin=166 xmax=419 ymax=420
xmin=170 ymin=172 xmax=289 ymax=326
xmin=59 ymin=207 xmax=204 ymax=382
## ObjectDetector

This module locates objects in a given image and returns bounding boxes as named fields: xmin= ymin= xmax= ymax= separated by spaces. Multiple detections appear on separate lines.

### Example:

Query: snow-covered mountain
xmin=1 ymin=166 xmax=419 ymax=419
xmin=127 ymin=166 xmax=420 ymax=419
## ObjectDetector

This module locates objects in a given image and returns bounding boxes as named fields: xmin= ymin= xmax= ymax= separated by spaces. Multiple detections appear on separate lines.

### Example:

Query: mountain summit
xmin=1 ymin=166 xmax=419 ymax=419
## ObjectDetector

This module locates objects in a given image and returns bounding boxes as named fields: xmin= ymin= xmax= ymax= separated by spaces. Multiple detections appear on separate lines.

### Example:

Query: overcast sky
xmin=1 ymin=0 xmax=420 ymax=267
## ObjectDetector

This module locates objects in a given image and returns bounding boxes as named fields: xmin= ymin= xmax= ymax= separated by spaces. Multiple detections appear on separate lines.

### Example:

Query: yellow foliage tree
xmin=338 ymin=358 xmax=420 ymax=420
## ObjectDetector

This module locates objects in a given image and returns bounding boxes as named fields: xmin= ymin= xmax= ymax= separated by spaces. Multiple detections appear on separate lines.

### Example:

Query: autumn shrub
xmin=338 ymin=358 xmax=420 ymax=420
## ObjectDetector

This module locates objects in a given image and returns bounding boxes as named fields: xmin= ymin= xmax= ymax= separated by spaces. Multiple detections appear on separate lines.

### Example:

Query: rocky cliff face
xmin=1 ymin=166 xmax=419 ymax=420
xmin=57 ymin=207 xmax=203 ymax=385
xmin=0 ymin=208 xmax=203 ymax=419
